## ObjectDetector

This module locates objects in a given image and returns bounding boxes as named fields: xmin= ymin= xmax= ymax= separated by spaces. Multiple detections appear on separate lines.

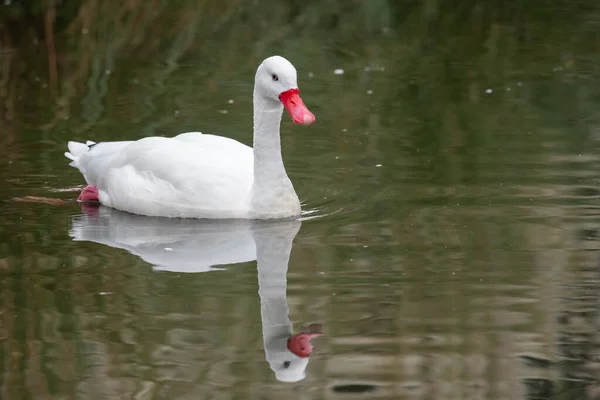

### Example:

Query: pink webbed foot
xmin=77 ymin=185 xmax=99 ymax=202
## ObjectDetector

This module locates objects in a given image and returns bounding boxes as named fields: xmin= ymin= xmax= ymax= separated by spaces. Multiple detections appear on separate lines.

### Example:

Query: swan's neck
xmin=252 ymin=94 xmax=287 ymax=187
xmin=250 ymin=92 xmax=299 ymax=216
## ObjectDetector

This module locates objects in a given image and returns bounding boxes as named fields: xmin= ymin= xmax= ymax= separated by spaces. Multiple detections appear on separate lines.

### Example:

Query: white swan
xmin=70 ymin=207 xmax=322 ymax=382
xmin=65 ymin=56 xmax=315 ymax=219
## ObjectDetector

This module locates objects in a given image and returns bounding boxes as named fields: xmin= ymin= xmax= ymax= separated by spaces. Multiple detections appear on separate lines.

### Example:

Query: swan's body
xmin=67 ymin=134 xmax=256 ymax=219
xmin=65 ymin=56 xmax=315 ymax=219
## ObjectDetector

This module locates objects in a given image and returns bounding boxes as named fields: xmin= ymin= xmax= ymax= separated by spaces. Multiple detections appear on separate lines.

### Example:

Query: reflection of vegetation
xmin=378 ymin=0 xmax=600 ymax=186
xmin=3 ymin=0 xmax=600 ymax=180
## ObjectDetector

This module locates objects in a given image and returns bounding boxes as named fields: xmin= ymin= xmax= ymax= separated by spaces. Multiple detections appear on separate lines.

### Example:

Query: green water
xmin=2 ymin=1 xmax=600 ymax=399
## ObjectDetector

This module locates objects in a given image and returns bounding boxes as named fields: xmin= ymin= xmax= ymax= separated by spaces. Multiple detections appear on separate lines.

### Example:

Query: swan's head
xmin=255 ymin=56 xmax=316 ymax=125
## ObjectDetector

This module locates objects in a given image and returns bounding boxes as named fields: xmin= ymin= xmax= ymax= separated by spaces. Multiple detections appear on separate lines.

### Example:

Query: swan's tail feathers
xmin=65 ymin=141 xmax=92 ymax=169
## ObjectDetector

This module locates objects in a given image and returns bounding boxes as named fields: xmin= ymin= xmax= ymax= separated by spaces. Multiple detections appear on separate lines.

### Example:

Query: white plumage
xmin=66 ymin=134 xmax=253 ymax=218
xmin=65 ymin=56 xmax=315 ymax=219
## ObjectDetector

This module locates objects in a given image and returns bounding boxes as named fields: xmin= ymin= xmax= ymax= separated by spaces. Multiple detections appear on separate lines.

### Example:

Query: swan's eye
xmin=272 ymin=74 xmax=279 ymax=81
xmin=283 ymin=361 xmax=291 ymax=368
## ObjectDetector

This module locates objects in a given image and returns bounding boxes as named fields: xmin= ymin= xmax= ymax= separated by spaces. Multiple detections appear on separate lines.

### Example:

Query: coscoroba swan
xmin=64 ymin=56 xmax=315 ymax=219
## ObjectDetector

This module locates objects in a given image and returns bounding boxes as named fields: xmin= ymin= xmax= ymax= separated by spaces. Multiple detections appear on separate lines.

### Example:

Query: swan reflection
xmin=70 ymin=206 xmax=321 ymax=382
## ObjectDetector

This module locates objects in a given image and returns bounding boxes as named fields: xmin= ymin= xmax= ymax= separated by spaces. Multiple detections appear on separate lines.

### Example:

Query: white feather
xmin=64 ymin=55 xmax=312 ymax=219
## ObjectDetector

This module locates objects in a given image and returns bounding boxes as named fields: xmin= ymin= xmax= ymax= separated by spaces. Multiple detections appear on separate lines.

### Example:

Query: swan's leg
xmin=77 ymin=185 xmax=99 ymax=202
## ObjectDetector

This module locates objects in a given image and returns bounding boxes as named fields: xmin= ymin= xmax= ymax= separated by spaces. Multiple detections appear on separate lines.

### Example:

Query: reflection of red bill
xmin=279 ymin=88 xmax=316 ymax=125
xmin=287 ymin=332 xmax=323 ymax=358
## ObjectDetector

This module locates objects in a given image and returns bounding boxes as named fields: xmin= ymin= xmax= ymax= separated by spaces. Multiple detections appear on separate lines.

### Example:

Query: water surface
xmin=2 ymin=1 xmax=600 ymax=399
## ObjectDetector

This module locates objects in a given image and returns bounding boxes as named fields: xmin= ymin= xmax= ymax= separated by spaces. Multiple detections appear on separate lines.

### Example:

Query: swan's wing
xmin=65 ymin=140 xmax=134 ymax=184
xmin=72 ymin=132 xmax=252 ymax=185
xmin=94 ymin=136 xmax=254 ymax=217
xmin=174 ymin=131 xmax=251 ymax=149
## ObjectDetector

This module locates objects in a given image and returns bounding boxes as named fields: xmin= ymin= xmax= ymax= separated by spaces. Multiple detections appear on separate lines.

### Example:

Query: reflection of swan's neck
xmin=254 ymin=222 xmax=306 ymax=382
xmin=256 ymin=227 xmax=294 ymax=349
